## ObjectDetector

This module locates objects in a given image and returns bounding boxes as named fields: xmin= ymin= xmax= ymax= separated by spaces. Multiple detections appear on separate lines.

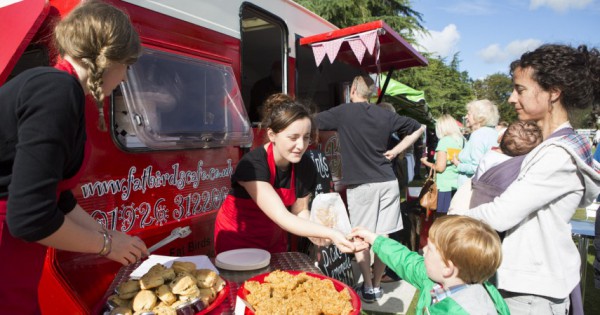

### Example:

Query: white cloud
xmin=530 ymin=0 xmax=593 ymax=12
xmin=478 ymin=39 xmax=543 ymax=64
xmin=415 ymin=24 xmax=461 ymax=58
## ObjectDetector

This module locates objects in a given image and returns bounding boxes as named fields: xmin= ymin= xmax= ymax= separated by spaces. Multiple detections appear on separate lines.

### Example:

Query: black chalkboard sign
xmin=306 ymin=149 xmax=355 ymax=287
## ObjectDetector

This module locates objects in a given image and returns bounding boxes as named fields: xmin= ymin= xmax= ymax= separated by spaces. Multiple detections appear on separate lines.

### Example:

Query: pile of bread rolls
xmin=107 ymin=261 xmax=226 ymax=315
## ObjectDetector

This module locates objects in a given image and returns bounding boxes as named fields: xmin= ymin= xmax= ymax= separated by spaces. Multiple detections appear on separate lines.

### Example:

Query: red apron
xmin=0 ymin=60 xmax=90 ymax=315
xmin=214 ymin=143 xmax=296 ymax=254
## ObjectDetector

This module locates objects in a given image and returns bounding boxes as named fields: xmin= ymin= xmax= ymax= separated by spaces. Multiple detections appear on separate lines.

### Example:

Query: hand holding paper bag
xmin=309 ymin=193 xmax=353 ymax=247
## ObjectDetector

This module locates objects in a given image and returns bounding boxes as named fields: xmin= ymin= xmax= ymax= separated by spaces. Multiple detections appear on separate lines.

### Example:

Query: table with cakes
xmin=101 ymin=248 xmax=360 ymax=315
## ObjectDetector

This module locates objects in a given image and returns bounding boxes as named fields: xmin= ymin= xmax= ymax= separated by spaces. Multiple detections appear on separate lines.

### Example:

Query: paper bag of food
xmin=310 ymin=192 xmax=352 ymax=235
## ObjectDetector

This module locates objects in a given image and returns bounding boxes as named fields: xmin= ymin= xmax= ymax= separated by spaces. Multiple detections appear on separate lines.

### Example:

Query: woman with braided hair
xmin=0 ymin=1 xmax=148 ymax=313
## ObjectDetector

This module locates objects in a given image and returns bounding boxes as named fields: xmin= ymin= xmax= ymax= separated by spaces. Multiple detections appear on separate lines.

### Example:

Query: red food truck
xmin=0 ymin=0 xmax=427 ymax=313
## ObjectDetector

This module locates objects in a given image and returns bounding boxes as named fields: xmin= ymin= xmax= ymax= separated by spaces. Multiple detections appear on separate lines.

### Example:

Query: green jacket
xmin=372 ymin=237 xmax=510 ymax=315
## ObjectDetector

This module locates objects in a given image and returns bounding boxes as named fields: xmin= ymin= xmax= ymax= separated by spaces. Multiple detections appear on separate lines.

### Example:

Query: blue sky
xmin=411 ymin=0 xmax=600 ymax=80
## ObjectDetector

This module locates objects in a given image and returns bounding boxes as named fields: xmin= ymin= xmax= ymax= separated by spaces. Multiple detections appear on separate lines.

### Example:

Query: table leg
xmin=577 ymin=236 xmax=589 ymax=305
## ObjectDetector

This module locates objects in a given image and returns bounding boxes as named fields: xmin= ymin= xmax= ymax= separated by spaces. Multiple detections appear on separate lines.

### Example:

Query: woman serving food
xmin=213 ymin=94 xmax=360 ymax=254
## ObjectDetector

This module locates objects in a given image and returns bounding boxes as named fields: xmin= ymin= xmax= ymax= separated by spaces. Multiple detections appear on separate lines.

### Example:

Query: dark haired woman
xmin=463 ymin=44 xmax=600 ymax=314
xmin=213 ymin=94 xmax=358 ymax=254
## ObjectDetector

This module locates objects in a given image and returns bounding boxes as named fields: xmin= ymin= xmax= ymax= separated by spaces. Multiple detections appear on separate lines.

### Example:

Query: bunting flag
xmin=325 ymin=38 xmax=344 ymax=64
xmin=310 ymin=29 xmax=380 ymax=67
xmin=312 ymin=43 xmax=327 ymax=67
xmin=360 ymin=30 xmax=378 ymax=55
xmin=348 ymin=38 xmax=366 ymax=64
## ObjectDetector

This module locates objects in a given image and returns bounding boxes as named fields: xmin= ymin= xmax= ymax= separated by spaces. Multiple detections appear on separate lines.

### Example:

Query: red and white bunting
xmin=359 ymin=30 xmax=378 ymax=55
xmin=309 ymin=29 xmax=380 ymax=67
xmin=348 ymin=38 xmax=366 ymax=64
xmin=325 ymin=38 xmax=344 ymax=64
xmin=312 ymin=43 xmax=327 ymax=67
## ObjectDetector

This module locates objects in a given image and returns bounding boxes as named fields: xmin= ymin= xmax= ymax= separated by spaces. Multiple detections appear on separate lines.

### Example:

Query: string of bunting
xmin=310 ymin=29 xmax=381 ymax=68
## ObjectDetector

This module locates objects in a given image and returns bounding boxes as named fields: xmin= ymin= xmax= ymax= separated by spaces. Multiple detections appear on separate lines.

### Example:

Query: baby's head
xmin=499 ymin=120 xmax=543 ymax=157
xmin=424 ymin=215 xmax=502 ymax=284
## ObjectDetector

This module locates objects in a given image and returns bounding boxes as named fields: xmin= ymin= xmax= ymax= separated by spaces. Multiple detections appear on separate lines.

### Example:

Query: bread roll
xmin=132 ymin=290 xmax=157 ymax=311
xmin=107 ymin=294 xmax=131 ymax=309
xmin=140 ymin=272 xmax=164 ymax=290
xmin=193 ymin=269 xmax=217 ymax=288
xmin=213 ymin=275 xmax=226 ymax=292
xmin=178 ymin=284 xmax=200 ymax=297
xmin=170 ymin=275 xmax=197 ymax=295
xmin=171 ymin=261 xmax=196 ymax=274
xmin=109 ymin=306 xmax=133 ymax=315
xmin=152 ymin=305 xmax=177 ymax=315
xmin=147 ymin=263 xmax=166 ymax=275
xmin=160 ymin=268 xmax=176 ymax=281
xmin=117 ymin=280 xmax=140 ymax=300
xmin=155 ymin=284 xmax=176 ymax=305
xmin=198 ymin=287 xmax=216 ymax=303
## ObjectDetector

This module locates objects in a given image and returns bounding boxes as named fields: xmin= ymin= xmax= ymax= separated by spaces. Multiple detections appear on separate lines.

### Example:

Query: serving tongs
xmin=147 ymin=226 xmax=191 ymax=254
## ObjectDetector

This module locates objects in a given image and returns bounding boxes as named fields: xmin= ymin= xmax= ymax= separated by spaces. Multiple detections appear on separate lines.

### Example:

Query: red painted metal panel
xmin=0 ymin=0 xmax=49 ymax=84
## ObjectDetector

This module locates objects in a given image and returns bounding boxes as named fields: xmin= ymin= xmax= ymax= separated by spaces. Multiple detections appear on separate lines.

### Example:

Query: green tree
xmin=472 ymin=73 xmax=517 ymax=123
xmin=295 ymin=0 xmax=426 ymax=43
xmin=396 ymin=54 xmax=474 ymax=120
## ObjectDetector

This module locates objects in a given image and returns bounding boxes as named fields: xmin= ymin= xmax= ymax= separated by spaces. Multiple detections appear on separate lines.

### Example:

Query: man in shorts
xmin=315 ymin=75 xmax=424 ymax=302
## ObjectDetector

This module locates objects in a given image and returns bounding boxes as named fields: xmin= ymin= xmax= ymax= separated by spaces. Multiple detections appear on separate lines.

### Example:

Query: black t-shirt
xmin=0 ymin=67 xmax=85 ymax=241
xmin=230 ymin=146 xmax=316 ymax=200
xmin=315 ymin=102 xmax=422 ymax=185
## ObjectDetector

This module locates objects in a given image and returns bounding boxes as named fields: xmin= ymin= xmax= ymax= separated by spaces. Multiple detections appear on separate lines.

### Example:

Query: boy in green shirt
xmin=350 ymin=215 xmax=509 ymax=314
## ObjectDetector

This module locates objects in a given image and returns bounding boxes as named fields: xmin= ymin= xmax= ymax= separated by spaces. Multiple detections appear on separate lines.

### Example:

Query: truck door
xmin=240 ymin=4 xmax=288 ymax=127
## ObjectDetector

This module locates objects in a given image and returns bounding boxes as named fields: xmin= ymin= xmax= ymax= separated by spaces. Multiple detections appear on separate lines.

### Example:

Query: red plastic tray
xmin=237 ymin=270 xmax=360 ymax=315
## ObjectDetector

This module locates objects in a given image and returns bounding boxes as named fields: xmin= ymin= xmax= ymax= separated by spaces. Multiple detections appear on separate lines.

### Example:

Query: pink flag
xmin=325 ymin=38 xmax=344 ymax=64
xmin=312 ymin=43 xmax=327 ymax=67
xmin=348 ymin=38 xmax=366 ymax=64
xmin=359 ymin=30 xmax=378 ymax=55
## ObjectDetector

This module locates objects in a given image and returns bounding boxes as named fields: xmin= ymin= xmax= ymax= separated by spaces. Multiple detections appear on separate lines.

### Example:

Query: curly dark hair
xmin=510 ymin=44 xmax=600 ymax=112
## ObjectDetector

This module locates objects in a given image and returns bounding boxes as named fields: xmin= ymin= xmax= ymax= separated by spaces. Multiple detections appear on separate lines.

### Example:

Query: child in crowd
xmin=450 ymin=121 xmax=543 ymax=212
xmin=350 ymin=215 xmax=509 ymax=315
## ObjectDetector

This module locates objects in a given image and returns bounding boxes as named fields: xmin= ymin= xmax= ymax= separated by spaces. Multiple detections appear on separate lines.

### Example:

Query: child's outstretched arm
xmin=349 ymin=227 xmax=378 ymax=245
xmin=352 ymin=227 xmax=430 ymax=290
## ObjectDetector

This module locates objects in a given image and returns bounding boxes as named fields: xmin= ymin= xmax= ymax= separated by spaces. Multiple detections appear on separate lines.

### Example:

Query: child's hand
xmin=349 ymin=227 xmax=377 ymax=245
xmin=348 ymin=236 xmax=370 ymax=252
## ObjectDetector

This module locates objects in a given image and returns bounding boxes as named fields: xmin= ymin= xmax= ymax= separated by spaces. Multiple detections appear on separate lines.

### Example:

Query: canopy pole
xmin=376 ymin=69 xmax=394 ymax=104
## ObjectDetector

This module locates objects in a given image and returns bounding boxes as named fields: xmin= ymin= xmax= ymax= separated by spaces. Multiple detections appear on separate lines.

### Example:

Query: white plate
xmin=129 ymin=254 xmax=218 ymax=279
xmin=215 ymin=248 xmax=271 ymax=271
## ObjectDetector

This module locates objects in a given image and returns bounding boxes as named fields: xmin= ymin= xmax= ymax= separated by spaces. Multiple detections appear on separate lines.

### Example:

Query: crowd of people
xmin=2 ymin=1 xmax=600 ymax=314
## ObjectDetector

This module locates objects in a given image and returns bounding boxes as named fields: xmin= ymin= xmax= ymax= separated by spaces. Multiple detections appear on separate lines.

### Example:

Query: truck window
xmin=114 ymin=48 xmax=252 ymax=150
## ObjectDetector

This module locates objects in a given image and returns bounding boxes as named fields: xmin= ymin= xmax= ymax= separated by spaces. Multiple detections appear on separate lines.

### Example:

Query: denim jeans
xmin=501 ymin=290 xmax=569 ymax=315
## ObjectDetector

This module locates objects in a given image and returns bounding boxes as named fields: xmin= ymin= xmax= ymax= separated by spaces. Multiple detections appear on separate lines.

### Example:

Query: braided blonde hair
xmin=54 ymin=0 xmax=141 ymax=131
